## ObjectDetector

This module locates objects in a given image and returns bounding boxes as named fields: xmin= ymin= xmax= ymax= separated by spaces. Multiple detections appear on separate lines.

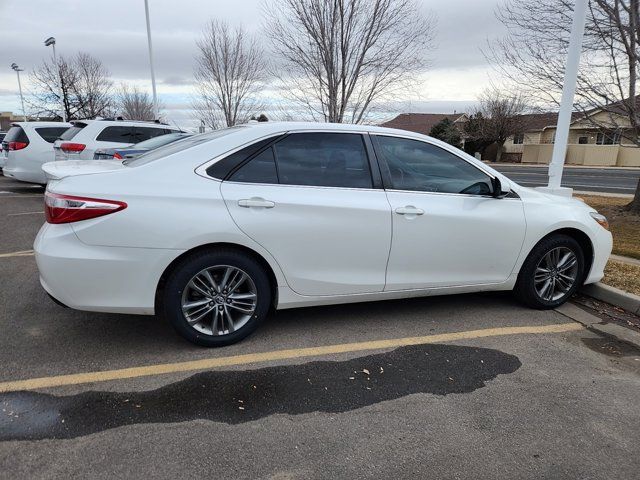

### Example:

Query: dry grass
xmin=603 ymin=260 xmax=640 ymax=296
xmin=576 ymin=195 xmax=640 ymax=260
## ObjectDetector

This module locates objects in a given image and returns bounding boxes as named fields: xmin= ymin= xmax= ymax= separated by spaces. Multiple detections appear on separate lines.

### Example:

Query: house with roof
xmin=380 ymin=113 xmax=468 ymax=137
xmin=382 ymin=107 xmax=640 ymax=167
xmin=505 ymin=105 xmax=640 ymax=167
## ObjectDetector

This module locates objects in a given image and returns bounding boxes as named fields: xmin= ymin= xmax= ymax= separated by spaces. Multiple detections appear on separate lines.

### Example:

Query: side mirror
xmin=491 ymin=177 xmax=511 ymax=199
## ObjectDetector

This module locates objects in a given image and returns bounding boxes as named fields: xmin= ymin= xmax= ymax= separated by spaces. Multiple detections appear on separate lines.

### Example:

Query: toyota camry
xmin=35 ymin=122 xmax=612 ymax=346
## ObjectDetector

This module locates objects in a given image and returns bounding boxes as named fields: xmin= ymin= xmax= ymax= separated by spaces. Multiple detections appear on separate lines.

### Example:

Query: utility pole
xmin=10 ymin=63 xmax=27 ymax=122
xmin=144 ymin=0 xmax=159 ymax=120
xmin=539 ymin=0 xmax=588 ymax=198
xmin=45 ymin=37 xmax=66 ymax=122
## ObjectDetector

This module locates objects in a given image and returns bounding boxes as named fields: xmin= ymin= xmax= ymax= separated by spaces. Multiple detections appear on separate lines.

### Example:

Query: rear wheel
xmin=162 ymin=249 xmax=271 ymax=347
xmin=514 ymin=234 xmax=585 ymax=309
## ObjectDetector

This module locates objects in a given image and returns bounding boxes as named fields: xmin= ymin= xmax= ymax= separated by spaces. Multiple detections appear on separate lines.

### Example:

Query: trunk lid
xmin=42 ymin=160 xmax=127 ymax=181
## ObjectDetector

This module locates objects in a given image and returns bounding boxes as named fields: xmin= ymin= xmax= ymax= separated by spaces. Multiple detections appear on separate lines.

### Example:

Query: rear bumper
xmin=3 ymin=164 xmax=45 ymax=184
xmin=34 ymin=223 xmax=185 ymax=315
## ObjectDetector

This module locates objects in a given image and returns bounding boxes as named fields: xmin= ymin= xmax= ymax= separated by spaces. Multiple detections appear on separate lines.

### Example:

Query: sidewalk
xmin=610 ymin=254 xmax=640 ymax=267
xmin=484 ymin=162 xmax=640 ymax=170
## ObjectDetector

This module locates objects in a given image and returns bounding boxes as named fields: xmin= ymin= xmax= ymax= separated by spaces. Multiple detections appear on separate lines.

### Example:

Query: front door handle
xmin=395 ymin=206 xmax=424 ymax=216
xmin=238 ymin=198 xmax=275 ymax=208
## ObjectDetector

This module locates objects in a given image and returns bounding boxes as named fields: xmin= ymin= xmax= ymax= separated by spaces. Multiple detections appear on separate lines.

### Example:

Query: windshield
xmin=124 ymin=127 xmax=245 ymax=166
xmin=59 ymin=123 xmax=86 ymax=141
xmin=131 ymin=133 xmax=190 ymax=150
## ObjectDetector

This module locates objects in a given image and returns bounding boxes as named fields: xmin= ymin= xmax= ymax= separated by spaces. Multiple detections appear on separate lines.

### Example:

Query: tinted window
xmin=96 ymin=126 xmax=136 ymax=143
xmin=3 ymin=126 xmax=28 ymax=144
xmin=229 ymin=147 xmax=278 ymax=184
xmin=60 ymin=124 xmax=86 ymax=140
xmin=36 ymin=127 xmax=69 ymax=143
xmin=134 ymin=126 xmax=172 ymax=142
xmin=375 ymin=136 xmax=493 ymax=195
xmin=206 ymin=135 xmax=282 ymax=179
xmin=273 ymin=133 xmax=372 ymax=188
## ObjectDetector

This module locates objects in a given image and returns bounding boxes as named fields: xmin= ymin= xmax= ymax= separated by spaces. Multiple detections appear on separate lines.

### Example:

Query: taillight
xmin=60 ymin=142 xmax=86 ymax=153
xmin=113 ymin=152 xmax=123 ymax=160
xmin=9 ymin=141 xmax=28 ymax=151
xmin=45 ymin=192 xmax=127 ymax=224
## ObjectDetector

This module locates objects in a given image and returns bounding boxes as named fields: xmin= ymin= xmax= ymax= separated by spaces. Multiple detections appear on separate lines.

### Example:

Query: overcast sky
xmin=0 ymin=0 xmax=507 ymax=129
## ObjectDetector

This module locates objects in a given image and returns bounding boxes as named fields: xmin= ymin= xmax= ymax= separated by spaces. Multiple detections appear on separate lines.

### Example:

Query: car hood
xmin=515 ymin=184 xmax=596 ymax=212
xmin=42 ymin=160 xmax=126 ymax=181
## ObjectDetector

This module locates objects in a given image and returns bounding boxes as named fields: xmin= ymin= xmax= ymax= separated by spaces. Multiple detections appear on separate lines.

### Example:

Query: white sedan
xmin=35 ymin=122 xmax=612 ymax=346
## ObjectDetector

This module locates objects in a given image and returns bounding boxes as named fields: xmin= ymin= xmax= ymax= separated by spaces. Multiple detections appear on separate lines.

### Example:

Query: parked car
xmin=93 ymin=132 xmax=192 ymax=160
xmin=53 ymin=119 xmax=182 ymax=162
xmin=2 ymin=122 xmax=71 ymax=184
xmin=36 ymin=122 xmax=612 ymax=347
xmin=0 ymin=131 xmax=7 ymax=169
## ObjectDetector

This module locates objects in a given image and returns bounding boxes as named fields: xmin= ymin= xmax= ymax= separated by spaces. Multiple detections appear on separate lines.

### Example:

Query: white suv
xmin=53 ymin=119 xmax=182 ymax=161
xmin=2 ymin=122 xmax=71 ymax=184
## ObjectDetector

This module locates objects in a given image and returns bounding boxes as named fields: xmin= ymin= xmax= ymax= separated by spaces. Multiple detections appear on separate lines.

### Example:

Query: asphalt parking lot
xmin=1 ymin=175 xmax=639 ymax=479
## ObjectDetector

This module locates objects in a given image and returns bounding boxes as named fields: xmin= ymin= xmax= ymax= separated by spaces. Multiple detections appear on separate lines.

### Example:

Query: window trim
xmin=369 ymin=133 xmax=502 ymax=198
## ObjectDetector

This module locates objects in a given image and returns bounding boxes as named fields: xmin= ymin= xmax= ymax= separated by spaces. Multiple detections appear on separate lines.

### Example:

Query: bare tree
xmin=487 ymin=0 xmax=640 ymax=209
xmin=464 ymin=88 xmax=529 ymax=162
xmin=117 ymin=84 xmax=157 ymax=121
xmin=29 ymin=52 xmax=114 ymax=120
xmin=194 ymin=20 xmax=266 ymax=128
xmin=265 ymin=0 xmax=434 ymax=124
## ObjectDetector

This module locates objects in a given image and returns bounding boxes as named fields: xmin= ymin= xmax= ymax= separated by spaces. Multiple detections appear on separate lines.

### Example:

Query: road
xmin=491 ymin=164 xmax=640 ymax=195
xmin=1 ymin=175 xmax=639 ymax=479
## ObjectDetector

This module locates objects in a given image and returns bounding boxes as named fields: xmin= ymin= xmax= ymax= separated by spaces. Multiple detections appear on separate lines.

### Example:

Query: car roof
xmin=241 ymin=121 xmax=427 ymax=139
xmin=70 ymin=119 xmax=179 ymax=128
xmin=12 ymin=121 xmax=71 ymax=128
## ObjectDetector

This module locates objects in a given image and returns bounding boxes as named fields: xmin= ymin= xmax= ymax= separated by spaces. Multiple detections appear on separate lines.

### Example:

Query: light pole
xmin=144 ymin=0 xmax=159 ymax=120
xmin=10 ymin=63 xmax=27 ymax=122
xmin=45 ymin=36 xmax=66 ymax=122
xmin=539 ymin=0 xmax=588 ymax=198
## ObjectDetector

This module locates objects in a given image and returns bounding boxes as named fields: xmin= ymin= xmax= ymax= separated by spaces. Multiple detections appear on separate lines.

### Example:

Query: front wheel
xmin=162 ymin=249 xmax=271 ymax=347
xmin=514 ymin=234 xmax=585 ymax=309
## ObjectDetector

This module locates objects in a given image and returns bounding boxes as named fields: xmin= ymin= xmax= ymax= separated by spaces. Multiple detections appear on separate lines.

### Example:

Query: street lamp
xmin=10 ymin=63 xmax=27 ymax=122
xmin=539 ymin=0 xmax=588 ymax=198
xmin=144 ymin=0 xmax=159 ymax=120
xmin=44 ymin=36 xmax=66 ymax=122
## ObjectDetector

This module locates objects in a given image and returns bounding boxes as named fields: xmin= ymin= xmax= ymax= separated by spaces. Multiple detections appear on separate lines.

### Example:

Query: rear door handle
xmin=395 ymin=206 xmax=424 ymax=216
xmin=238 ymin=198 xmax=275 ymax=208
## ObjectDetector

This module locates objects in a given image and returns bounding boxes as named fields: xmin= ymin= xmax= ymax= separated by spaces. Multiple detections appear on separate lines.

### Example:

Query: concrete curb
xmin=581 ymin=282 xmax=640 ymax=316
xmin=556 ymin=302 xmax=640 ymax=350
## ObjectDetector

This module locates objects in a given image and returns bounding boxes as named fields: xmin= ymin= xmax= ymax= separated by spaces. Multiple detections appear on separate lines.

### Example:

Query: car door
xmin=371 ymin=134 xmax=526 ymax=290
xmin=220 ymin=131 xmax=392 ymax=296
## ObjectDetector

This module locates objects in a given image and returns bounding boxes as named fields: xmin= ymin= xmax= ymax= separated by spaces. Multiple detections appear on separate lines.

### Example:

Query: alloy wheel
xmin=533 ymin=247 xmax=579 ymax=302
xmin=181 ymin=265 xmax=257 ymax=336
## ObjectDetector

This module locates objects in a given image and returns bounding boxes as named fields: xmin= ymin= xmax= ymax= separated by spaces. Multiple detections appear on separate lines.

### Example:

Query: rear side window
xmin=134 ymin=127 xmax=172 ymax=143
xmin=96 ymin=126 xmax=137 ymax=143
xmin=229 ymin=147 xmax=278 ymax=184
xmin=125 ymin=127 xmax=244 ymax=167
xmin=36 ymin=127 xmax=69 ymax=143
xmin=60 ymin=125 xmax=85 ymax=140
xmin=3 ymin=126 xmax=29 ymax=145
xmin=273 ymin=133 xmax=372 ymax=188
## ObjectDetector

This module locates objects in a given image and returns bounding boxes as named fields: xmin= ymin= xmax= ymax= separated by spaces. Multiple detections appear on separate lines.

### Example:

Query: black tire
xmin=162 ymin=248 xmax=271 ymax=347
xmin=514 ymin=234 xmax=585 ymax=309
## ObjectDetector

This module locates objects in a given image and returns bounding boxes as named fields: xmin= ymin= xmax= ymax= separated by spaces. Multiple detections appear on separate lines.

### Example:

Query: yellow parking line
xmin=0 ymin=249 xmax=34 ymax=258
xmin=0 ymin=322 xmax=582 ymax=393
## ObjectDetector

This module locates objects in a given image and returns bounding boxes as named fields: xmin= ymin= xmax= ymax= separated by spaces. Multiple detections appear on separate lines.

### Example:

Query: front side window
xmin=96 ymin=126 xmax=137 ymax=143
xmin=374 ymin=135 xmax=494 ymax=195
xmin=36 ymin=127 xmax=69 ymax=143
xmin=273 ymin=133 xmax=372 ymax=188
